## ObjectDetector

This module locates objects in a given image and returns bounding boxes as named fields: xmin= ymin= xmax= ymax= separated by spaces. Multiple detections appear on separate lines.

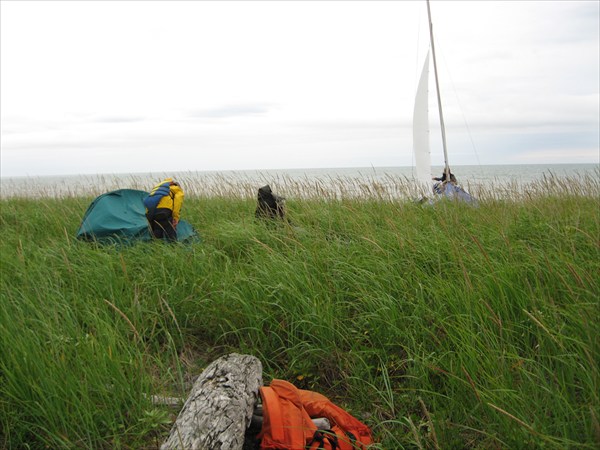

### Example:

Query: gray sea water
xmin=1 ymin=164 xmax=597 ymax=199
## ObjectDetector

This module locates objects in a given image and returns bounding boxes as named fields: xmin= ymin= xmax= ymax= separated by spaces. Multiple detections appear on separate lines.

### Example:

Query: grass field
xmin=1 ymin=174 xmax=598 ymax=449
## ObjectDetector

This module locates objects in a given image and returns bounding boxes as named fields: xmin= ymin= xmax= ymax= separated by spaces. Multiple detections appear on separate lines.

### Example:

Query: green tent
xmin=76 ymin=189 xmax=197 ymax=243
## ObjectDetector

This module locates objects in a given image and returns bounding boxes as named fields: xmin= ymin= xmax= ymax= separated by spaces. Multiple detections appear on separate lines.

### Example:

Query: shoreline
xmin=0 ymin=164 xmax=597 ymax=200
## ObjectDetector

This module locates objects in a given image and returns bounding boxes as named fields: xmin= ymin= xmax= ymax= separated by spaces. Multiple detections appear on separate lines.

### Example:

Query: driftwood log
xmin=161 ymin=353 xmax=263 ymax=450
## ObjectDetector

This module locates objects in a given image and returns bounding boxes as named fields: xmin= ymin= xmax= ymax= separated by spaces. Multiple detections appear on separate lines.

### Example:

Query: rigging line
xmin=411 ymin=2 xmax=430 ymax=178
xmin=411 ymin=5 xmax=424 ymax=177
xmin=438 ymin=50 xmax=483 ymax=171
xmin=414 ymin=3 xmax=424 ymax=96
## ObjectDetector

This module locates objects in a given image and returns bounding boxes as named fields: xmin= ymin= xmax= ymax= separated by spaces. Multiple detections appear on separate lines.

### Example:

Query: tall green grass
xmin=1 ymin=175 xmax=598 ymax=448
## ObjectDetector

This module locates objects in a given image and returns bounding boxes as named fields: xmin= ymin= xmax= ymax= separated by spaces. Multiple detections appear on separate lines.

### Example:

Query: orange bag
xmin=299 ymin=389 xmax=373 ymax=450
xmin=258 ymin=379 xmax=372 ymax=450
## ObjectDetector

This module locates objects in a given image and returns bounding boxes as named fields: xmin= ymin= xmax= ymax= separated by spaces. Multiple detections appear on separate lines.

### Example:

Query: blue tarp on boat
xmin=437 ymin=182 xmax=479 ymax=206
xmin=417 ymin=182 xmax=478 ymax=206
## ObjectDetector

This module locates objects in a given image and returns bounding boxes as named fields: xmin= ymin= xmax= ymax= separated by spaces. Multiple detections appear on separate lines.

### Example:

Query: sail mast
xmin=426 ymin=0 xmax=451 ymax=179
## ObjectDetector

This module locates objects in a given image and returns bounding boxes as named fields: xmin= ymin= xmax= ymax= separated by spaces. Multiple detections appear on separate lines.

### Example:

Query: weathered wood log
xmin=161 ymin=353 xmax=263 ymax=450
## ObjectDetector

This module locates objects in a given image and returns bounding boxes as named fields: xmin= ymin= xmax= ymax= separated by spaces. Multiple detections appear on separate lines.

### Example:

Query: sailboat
xmin=412 ymin=0 xmax=477 ymax=205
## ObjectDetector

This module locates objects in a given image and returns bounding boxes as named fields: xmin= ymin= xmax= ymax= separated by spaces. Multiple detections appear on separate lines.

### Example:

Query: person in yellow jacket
xmin=143 ymin=178 xmax=184 ymax=241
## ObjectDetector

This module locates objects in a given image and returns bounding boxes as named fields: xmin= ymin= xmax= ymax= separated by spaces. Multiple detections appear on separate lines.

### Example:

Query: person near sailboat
xmin=433 ymin=171 xmax=477 ymax=204
xmin=432 ymin=171 xmax=457 ymax=194
xmin=433 ymin=172 xmax=456 ymax=183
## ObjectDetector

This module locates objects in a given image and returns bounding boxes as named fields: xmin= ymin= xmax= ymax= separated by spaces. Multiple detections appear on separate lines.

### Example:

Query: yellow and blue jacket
xmin=144 ymin=178 xmax=184 ymax=221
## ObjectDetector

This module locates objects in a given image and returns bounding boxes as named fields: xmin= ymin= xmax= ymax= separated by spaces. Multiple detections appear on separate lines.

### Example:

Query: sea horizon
xmin=1 ymin=163 xmax=597 ymax=199
xmin=1 ymin=162 xmax=597 ymax=179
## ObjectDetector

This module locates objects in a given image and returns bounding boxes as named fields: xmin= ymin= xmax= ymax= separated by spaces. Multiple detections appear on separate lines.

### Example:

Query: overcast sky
xmin=1 ymin=0 xmax=598 ymax=177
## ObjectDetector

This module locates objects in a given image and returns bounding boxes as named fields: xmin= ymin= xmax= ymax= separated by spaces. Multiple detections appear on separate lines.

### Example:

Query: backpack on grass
xmin=258 ymin=379 xmax=372 ymax=450
xmin=255 ymin=185 xmax=286 ymax=220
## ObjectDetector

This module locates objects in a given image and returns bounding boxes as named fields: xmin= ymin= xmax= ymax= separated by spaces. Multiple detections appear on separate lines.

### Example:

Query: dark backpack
xmin=255 ymin=185 xmax=286 ymax=220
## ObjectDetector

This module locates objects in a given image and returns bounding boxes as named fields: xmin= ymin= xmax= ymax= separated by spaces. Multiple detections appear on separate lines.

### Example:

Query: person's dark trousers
xmin=146 ymin=208 xmax=177 ymax=242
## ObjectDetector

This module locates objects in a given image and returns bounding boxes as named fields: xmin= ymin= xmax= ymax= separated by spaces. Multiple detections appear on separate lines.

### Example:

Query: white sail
xmin=413 ymin=51 xmax=432 ymax=189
